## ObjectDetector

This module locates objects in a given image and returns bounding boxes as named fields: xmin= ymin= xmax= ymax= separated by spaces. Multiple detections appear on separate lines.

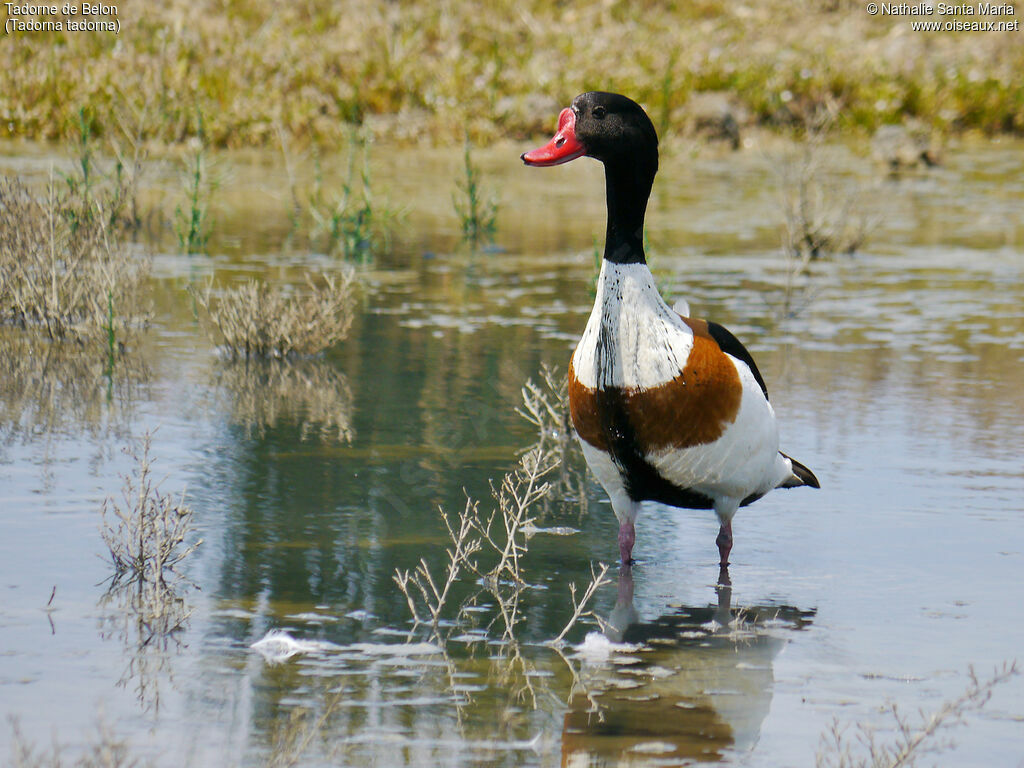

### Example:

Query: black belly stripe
xmin=594 ymin=386 xmax=716 ymax=510
xmin=592 ymin=386 xmax=767 ymax=511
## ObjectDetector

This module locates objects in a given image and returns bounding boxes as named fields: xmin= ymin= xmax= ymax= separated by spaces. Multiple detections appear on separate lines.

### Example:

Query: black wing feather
xmin=705 ymin=321 xmax=770 ymax=401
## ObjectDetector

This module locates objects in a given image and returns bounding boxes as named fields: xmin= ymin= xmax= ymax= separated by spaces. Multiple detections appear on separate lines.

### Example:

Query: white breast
xmin=572 ymin=261 xmax=694 ymax=391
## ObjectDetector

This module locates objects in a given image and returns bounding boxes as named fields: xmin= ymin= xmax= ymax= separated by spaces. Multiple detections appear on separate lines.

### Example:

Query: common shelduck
xmin=522 ymin=92 xmax=819 ymax=569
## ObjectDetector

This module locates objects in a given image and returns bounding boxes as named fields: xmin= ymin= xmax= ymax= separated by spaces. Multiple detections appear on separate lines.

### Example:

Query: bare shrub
xmin=474 ymin=445 xmax=557 ymax=587
xmin=393 ymin=499 xmax=483 ymax=626
xmin=550 ymin=562 xmax=613 ymax=646
xmin=98 ymin=432 xmax=200 ymax=711
xmin=770 ymin=111 xmax=875 ymax=318
xmin=190 ymin=270 xmax=356 ymax=359
xmin=778 ymin=111 xmax=871 ymax=266
xmin=393 ymin=374 xmax=609 ymax=646
xmin=101 ymin=432 xmax=200 ymax=590
xmin=816 ymin=662 xmax=1019 ymax=768
xmin=0 ymin=175 xmax=150 ymax=348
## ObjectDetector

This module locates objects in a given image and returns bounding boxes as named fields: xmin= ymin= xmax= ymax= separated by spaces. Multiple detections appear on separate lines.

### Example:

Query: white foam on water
xmin=249 ymin=631 xmax=440 ymax=664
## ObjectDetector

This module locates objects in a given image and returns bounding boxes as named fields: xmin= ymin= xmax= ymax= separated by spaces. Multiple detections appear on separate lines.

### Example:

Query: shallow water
xmin=1 ymin=137 xmax=1023 ymax=767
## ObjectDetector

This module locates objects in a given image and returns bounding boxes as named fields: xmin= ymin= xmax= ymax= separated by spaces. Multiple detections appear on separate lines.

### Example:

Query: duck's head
xmin=521 ymin=92 xmax=658 ymax=173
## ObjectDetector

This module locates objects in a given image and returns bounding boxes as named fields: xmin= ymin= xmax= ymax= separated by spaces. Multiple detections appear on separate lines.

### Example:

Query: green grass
xmin=174 ymin=108 xmax=213 ymax=254
xmin=453 ymin=138 xmax=498 ymax=246
xmin=301 ymin=131 xmax=398 ymax=260
xmin=2 ymin=0 xmax=1022 ymax=149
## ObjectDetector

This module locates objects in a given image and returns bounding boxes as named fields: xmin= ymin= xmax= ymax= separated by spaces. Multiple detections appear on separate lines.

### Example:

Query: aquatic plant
xmin=393 ymin=377 xmax=610 ymax=644
xmin=816 ymin=661 xmax=1019 ymax=768
xmin=305 ymin=132 xmax=397 ymax=261
xmin=453 ymin=139 xmax=498 ymax=246
xmin=190 ymin=269 xmax=356 ymax=359
xmin=174 ymin=109 xmax=213 ymax=254
xmin=101 ymin=432 xmax=200 ymax=590
xmin=0 ymin=174 xmax=150 ymax=348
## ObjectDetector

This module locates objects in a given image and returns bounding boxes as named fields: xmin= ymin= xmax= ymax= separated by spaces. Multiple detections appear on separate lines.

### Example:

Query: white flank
xmin=646 ymin=360 xmax=790 ymax=520
xmin=572 ymin=261 xmax=693 ymax=390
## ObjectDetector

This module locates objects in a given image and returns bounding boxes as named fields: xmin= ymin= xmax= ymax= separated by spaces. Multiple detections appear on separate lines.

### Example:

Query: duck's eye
xmin=592 ymin=105 xmax=607 ymax=119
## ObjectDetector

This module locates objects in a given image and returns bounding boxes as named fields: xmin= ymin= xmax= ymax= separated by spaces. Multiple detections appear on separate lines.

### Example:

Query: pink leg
xmin=618 ymin=519 xmax=636 ymax=566
xmin=716 ymin=520 xmax=733 ymax=568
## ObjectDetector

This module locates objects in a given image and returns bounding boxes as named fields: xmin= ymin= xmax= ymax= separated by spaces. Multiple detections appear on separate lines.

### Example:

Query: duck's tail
xmin=779 ymin=452 xmax=820 ymax=489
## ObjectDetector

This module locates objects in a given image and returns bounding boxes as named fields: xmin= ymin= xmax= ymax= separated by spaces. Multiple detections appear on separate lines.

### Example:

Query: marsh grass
xmin=301 ymin=132 xmax=398 ymax=260
xmin=58 ymin=108 xmax=141 ymax=236
xmin=174 ymin=110 xmax=214 ymax=254
xmin=0 ymin=175 xmax=150 ymax=348
xmin=190 ymin=269 xmax=356 ymax=359
xmin=5 ymin=1 xmax=1021 ymax=149
xmin=453 ymin=139 xmax=498 ymax=246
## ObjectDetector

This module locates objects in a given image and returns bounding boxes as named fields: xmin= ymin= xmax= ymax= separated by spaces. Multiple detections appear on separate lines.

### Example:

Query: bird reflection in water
xmin=561 ymin=566 xmax=814 ymax=766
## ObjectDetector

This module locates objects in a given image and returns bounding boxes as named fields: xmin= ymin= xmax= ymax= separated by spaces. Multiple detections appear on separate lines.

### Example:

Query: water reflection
xmin=97 ymin=579 xmax=192 ymax=714
xmin=0 ymin=329 xmax=148 ymax=440
xmin=210 ymin=357 xmax=355 ymax=443
xmin=563 ymin=569 xmax=814 ymax=766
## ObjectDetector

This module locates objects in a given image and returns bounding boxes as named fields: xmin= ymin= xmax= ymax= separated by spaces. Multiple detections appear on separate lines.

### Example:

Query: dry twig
xmin=550 ymin=562 xmax=613 ymax=646
xmin=392 ymin=498 xmax=483 ymax=626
